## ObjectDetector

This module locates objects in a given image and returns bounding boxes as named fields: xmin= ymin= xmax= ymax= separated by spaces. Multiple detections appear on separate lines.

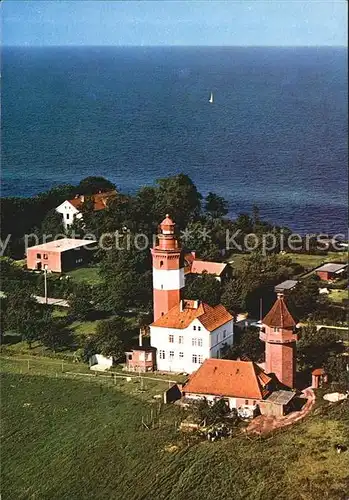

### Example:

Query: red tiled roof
xmin=262 ymin=295 xmax=296 ymax=329
xmin=151 ymin=300 xmax=233 ymax=331
xmin=68 ymin=191 xmax=117 ymax=211
xmin=190 ymin=260 xmax=227 ymax=276
xmin=182 ymin=358 xmax=272 ymax=399
xmin=312 ymin=368 xmax=326 ymax=376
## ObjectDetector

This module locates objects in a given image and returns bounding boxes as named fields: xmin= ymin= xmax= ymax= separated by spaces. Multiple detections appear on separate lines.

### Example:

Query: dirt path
xmin=246 ymin=388 xmax=316 ymax=436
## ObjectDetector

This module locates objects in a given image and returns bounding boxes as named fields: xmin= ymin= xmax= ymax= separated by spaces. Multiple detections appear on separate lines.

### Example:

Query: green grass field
xmin=65 ymin=266 xmax=102 ymax=285
xmin=227 ymin=252 xmax=347 ymax=274
xmin=328 ymin=289 xmax=348 ymax=304
xmin=2 ymin=360 xmax=349 ymax=500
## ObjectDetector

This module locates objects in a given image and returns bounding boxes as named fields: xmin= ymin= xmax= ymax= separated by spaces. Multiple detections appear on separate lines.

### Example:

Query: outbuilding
xmin=26 ymin=238 xmax=97 ymax=273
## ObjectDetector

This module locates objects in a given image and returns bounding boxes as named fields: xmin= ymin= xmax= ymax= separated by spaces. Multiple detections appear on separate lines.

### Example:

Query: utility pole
xmin=44 ymin=267 xmax=48 ymax=305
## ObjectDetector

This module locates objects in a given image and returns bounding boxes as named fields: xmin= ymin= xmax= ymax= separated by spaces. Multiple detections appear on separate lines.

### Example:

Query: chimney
xmin=191 ymin=251 xmax=196 ymax=258
xmin=139 ymin=329 xmax=143 ymax=347
xmin=80 ymin=195 xmax=85 ymax=203
xmin=193 ymin=300 xmax=199 ymax=309
xmin=277 ymin=292 xmax=284 ymax=300
xmin=179 ymin=300 xmax=184 ymax=312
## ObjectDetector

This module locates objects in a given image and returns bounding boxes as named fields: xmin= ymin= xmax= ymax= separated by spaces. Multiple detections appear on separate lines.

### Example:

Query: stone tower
xmin=260 ymin=293 xmax=298 ymax=388
xmin=151 ymin=215 xmax=184 ymax=321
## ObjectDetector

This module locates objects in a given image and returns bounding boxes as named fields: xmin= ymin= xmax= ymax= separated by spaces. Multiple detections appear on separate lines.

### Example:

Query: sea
xmin=2 ymin=46 xmax=348 ymax=234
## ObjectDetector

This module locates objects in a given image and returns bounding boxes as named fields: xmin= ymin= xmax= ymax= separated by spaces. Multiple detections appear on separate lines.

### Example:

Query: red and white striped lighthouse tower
xmin=151 ymin=215 xmax=184 ymax=321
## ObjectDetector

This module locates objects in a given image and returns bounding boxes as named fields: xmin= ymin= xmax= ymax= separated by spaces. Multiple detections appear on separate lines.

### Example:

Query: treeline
xmin=1 ymin=176 xmax=116 ymax=259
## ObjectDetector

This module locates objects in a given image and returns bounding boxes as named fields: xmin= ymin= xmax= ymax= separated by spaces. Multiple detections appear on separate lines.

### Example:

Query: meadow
xmin=2 ymin=359 xmax=349 ymax=500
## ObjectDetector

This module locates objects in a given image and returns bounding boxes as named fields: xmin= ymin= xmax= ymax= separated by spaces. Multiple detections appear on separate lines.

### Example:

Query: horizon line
xmin=3 ymin=44 xmax=347 ymax=48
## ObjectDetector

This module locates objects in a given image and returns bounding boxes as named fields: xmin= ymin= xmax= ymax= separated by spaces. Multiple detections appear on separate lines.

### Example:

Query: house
xmin=181 ymin=358 xmax=272 ymax=417
xmin=125 ymin=347 xmax=156 ymax=372
xmin=315 ymin=263 xmax=347 ymax=281
xmin=56 ymin=190 xmax=117 ymax=229
xmin=274 ymin=280 xmax=299 ymax=294
xmin=184 ymin=252 xmax=229 ymax=281
xmin=26 ymin=238 xmax=97 ymax=273
xmin=150 ymin=299 xmax=234 ymax=373
xmin=259 ymin=390 xmax=296 ymax=417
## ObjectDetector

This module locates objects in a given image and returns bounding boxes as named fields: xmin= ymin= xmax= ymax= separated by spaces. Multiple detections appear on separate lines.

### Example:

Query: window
xmin=139 ymin=352 xmax=145 ymax=361
xmin=245 ymin=400 xmax=249 ymax=405
xmin=66 ymin=213 xmax=70 ymax=220
xmin=253 ymin=400 xmax=256 ymax=406
xmin=216 ymin=334 xmax=219 ymax=344
xmin=161 ymin=312 xmax=164 ymax=316
xmin=179 ymin=336 xmax=184 ymax=344
xmin=197 ymin=326 xmax=201 ymax=331
xmin=193 ymin=325 xmax=196 ymax=331
xmin=192 ymin=338 xmax=197 ymax=346
xmin=198 ymin=338 xmax=203 ymax=347
xmin=273 ymin=327 xmax=280 ymax=333
xmin=159 ymin=350 xmax=165 ymax=359
xmin=223 ymin=330 xmax=227 ymax=339
xmin=198 ymin=355 xmax=203 ymax=364
xmin=128 ymin=354 xmax=132 ymax=360
xmin=192 ymin=354 xmax=198 ymax=364
xmin=36 ymin=253 xmax=41 ymax=259
xmin=179 ymin=352 xmax=184 ymax=359
xmin=161 ymin=284 xmax=163 ymax=290
xmin=169 ymin=351 xmax=174 ymax=360
xmin=168 ymin=334 xmax=174 ymax=343
xmin=160 ymin=260 xmax=164 ymax=267
xmin=43 ymin=254 xmax=48 ymax=260
xmin=146 ymin=352 xmax=152 ymax=362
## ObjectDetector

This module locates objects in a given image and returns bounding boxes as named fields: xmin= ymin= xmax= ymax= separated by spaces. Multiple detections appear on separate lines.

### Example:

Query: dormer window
xmin=273 ymin=327 xmax=280 ymax=333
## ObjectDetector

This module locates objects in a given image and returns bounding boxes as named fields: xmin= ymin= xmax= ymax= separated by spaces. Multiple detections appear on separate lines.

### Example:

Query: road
xmin=34 ymin=296 xmax=69 ymax=307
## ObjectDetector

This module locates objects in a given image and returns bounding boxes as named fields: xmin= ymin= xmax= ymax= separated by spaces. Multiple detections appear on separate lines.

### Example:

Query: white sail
xmin=209 ymin=92 xmax=214 ymax=103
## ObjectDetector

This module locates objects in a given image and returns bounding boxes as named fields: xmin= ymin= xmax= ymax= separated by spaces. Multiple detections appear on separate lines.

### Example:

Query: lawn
xmin=286 ymin=252 xmax=347 ymax=272
xmin=65 ymin=265 xmax=102 ymax=285
xmin=2 ymin=367 xmax=349 ymax=500
xmin=328 ymin=289 xmax=348 ymax=304
xmin=226 ymin=251 xmax=347 ymax=275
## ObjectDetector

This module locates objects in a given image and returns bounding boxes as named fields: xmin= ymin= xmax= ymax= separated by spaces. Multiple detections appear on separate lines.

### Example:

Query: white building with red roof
xmin=182 ymin=358 xmax=272 ymax=415
xmin=150 ymin=299 xmax=234 ymax=373
xmin=149 ymin=215 xmax=234 ymax=373
xmin=56 ymin=190 xmax=117 ymax=229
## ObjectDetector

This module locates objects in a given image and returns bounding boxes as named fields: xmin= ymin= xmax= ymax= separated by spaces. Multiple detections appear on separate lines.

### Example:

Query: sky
xmin=2 ymin=0 xmax=348 ymax=47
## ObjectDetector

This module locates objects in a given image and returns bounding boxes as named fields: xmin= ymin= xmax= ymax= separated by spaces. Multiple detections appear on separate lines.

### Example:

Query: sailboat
xmin=209 ymin=92 xmax=214 ymax=104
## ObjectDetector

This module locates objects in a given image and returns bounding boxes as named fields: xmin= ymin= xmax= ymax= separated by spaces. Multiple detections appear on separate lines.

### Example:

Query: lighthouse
xmin=151 ymin=215 xmax=185 ymax=321
xmin=260 ymin=293 xmax=298 ymax=389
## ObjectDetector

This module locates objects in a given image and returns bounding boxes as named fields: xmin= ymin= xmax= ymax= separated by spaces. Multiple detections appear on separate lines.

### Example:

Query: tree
xmin=68 ymin=287 xmax=93 ymax=321
xmin=297 ymin=324 xmax=344 ymax=372
xmin=39 ymin=318 xmax=67 ymax=353
xmin=77 ymin=176 xmax=116 ymax=195
xmin=223 ymin=327 xmax=264 ymax=363
xmin=3 ymin=289 xmax=46 ymax=342
xmin=41 ymin=209 xmax=65 ymax=238
xmin=205 ymin=192 xmax=229 ymax=218
xmin=194 ymin=398 xmax=230 ymax=425
xmin=288 ymin=277 xmax=320 ymax=320
xmin=325 ymin=356 xmax=349 ymax=391
xmin=184 ymin=272 xmax=221 ymax=306
xmin=181 ymin=220 xmax=221 ymax=260
xmin=154 ymin=173 xmax=202 ymax=229
xmin=92 ymin=316 xmax=128 ymax=359
xmin=221 ymin=278 xmax=245 ymax=315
